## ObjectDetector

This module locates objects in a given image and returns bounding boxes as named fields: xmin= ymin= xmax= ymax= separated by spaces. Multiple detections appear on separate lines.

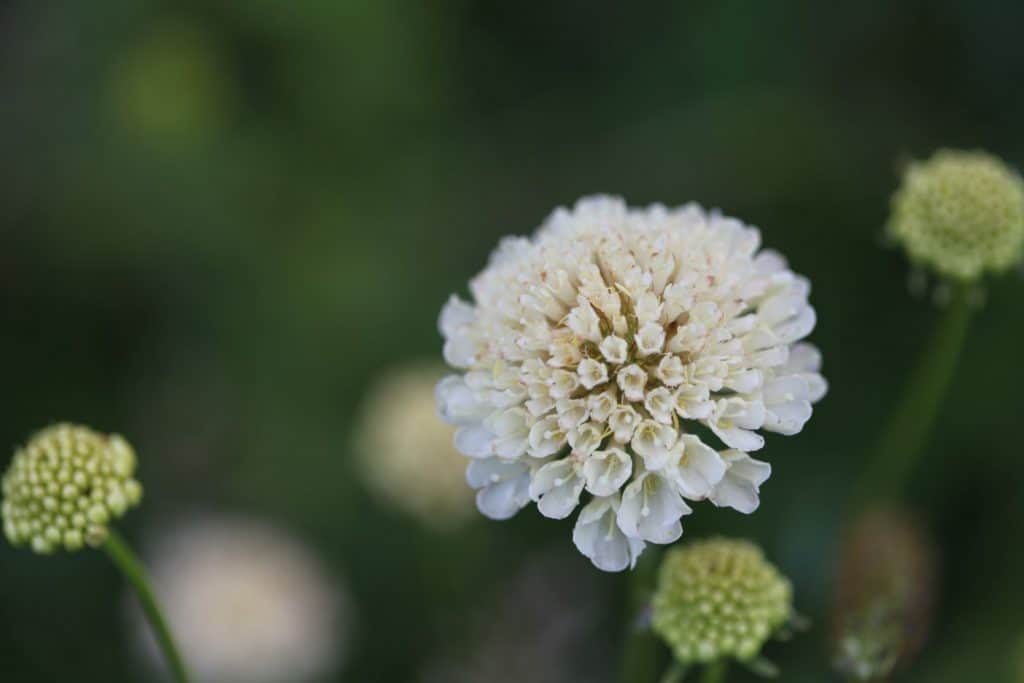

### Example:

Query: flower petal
xmin=573 ymin=496 xmax=646 ymax=572
xmin=709 ymin=451 xmax=771 ymax=514
xmin=466 ymin=458 xmax=531 ymax=520
xmin=529 ymin=458 xmax=585 ymax=520
xmin=582 ymin=448 xmax=633 ymax=497
xmin=671 ymin=435 xmax=727 ymax=500
xmin=453 ymin=424 xmax=494 ymax=458
xmin=618 ymin=473 xmax=690 ymax=544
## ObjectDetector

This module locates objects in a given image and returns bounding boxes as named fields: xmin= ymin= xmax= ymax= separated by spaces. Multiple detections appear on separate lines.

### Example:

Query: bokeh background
xmin=2 ymin=1 xmax=1023 ymax=681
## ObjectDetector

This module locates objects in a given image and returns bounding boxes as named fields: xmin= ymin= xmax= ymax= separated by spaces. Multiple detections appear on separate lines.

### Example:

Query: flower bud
xmin=652 ymin=537 xmax=794 ymax=665
xmin=1 ymin=424 xmax=144 ymax=553
xmin=888 ymin=149 xmax=1024 ymax=280
xmin=832 ymin=506 xmax=935 ymax=680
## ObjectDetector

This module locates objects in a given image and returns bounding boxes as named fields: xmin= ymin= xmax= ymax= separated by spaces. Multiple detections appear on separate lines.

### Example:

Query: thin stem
xmin=855 ymin=283 xmax=975 ymax=505
xmin=700 ymin=660 xmax=728 ymax=683
xmin=619 ymin=547 xmax=665 ymax=683
xmin=103 ymin=529 xmax=190 ymax=683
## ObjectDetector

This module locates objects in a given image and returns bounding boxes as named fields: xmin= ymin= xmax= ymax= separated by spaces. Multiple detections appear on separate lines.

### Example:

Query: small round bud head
xmin=888 ymin=149 xmax=1024 ymax=280
xmin=652 ymin=537 xmax=793 ymax=665
xmin=1 ymin=424 xmax=144 ymax=554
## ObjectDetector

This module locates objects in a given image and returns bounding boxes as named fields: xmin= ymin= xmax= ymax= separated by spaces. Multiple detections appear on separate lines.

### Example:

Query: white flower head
xmin=437 ymin=196 xmax=825 ymax=570
xmin=132 ymin=516 xmax=347 ymax=683
xmin=355 ymin=364 xmax=476 ymax=530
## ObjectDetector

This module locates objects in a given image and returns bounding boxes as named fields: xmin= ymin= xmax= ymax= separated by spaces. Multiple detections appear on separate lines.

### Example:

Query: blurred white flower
xmin=355 ymin=364 xmax=476 ymax=530
xmin=437 ymin=196 xmax=826 ymax=571
xmin=132 ymin=516 xmax=347 ymax=683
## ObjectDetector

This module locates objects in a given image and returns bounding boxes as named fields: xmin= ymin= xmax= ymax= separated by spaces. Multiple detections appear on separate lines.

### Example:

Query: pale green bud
xmin=1 ymin=424 xmax=144 ymax=553
xmin=888 ymin=149 xmax=1024 ymax=280
xmin=652 ymin=538 xmax=794 ymax=665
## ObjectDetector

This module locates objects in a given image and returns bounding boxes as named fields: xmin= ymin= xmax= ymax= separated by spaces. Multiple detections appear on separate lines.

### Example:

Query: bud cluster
xmin=888 ymin=149 xmax=1024 ymax=280
xmin=652 ymin=537 xmax=793 ymax=664
xmin=2 ymin=424 xmax=143 ymax=553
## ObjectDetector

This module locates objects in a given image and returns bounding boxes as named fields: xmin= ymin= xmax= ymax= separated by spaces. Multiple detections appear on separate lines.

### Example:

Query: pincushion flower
xmin=2 ymin=423 xmax=143 ymax=553
xmin=888 ymin=149 xmax=1024 ymax=281
xmin=437 ymin=196 xmax=826 ymax=571
xmin=4 ymin=423 xmax=188 ymax=681
xmin=355 ymin=364 xmax=475 ymax=530
xmin=134 ymin=516 xmax=347 ymax=683
xmin=652 ymin=537 xmax=794 ymax=666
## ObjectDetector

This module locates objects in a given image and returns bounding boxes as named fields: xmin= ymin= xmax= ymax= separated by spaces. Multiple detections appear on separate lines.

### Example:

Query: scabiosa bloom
xmin=436 ymin=196 xmax=825 ymax=571
xmin=2 ymin=424 xmax=143 ymax=553
xmin=355 ymin=364 xmax=476 ymax=530
xmin=652 ymin=538 xmax=793 ymax=666
xmin=133 ymin=516 xmax=347 ymax=683
xmin=888 ymin=149 xmax=1024 ymax=281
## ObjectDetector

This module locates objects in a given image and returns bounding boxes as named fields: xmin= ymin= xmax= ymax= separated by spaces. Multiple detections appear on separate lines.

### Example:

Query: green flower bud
xmin=888 ymin=149 xmax=1024 ymax=280
xmin=1 ymin=424 xmax=144 ymax=553
xmin=652 ymin=538 xmax=794 ymax=665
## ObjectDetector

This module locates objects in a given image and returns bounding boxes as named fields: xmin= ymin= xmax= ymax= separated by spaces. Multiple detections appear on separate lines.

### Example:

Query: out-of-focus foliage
xmin=2 ymin=1 xmax=1024 ymax=681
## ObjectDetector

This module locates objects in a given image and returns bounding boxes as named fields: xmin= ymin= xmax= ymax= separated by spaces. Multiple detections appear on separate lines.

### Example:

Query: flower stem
xmin=700 ymin=660 xmax=728 ymax=683
xmin=659 ymin=661 xmax=689 ymax=683
xmin=619 ymin=547 xmax=664 ymax=683
xmin=856 ymin=283 xmax=976 ymax=504
xmin=103 ymin=529 xmax=190 ymax=683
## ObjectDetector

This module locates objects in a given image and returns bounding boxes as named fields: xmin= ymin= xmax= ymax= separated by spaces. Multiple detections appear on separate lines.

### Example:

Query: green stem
xmin=700 ymin=660 xmax=728 ymax=683
xmin=856 ymin=283 xmax=975 ymax=504
xmin=659 ymin=661 xmax=689 ymax=683
xmin=103 ymin=529 xmax=190 ymax=683
xmin=619 ymin=547 xmax=665 ymax=683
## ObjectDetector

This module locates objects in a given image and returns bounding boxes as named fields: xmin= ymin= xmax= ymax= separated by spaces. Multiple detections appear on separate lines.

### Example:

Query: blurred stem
xmin=856 ymin=283 xmax=975 ymax=505
xmin=659 ymin=661 xmax=689 ymax=683
xmin=700 ymin=660 xmax=728 ymax=683
xmin=103 ymin=529 xmax=190 ymax=683
xmin=619 ymin=547 xmax=664 ymax=683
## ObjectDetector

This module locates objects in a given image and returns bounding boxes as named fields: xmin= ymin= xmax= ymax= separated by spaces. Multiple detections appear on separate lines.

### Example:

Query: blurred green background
xmin=2 ymin=1 xmax=1023 ymax=681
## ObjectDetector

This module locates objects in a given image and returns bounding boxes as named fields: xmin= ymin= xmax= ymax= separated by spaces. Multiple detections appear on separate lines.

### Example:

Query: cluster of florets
xmin=2 ymin=424 xmax=143 ymax=553
xmin=888 ymin=149 xmax=1024 ymax=281
xmin=652 ymin=537 xmax=793 ymax=664
xmin=437 ymin=196 xmax=825 ymax=570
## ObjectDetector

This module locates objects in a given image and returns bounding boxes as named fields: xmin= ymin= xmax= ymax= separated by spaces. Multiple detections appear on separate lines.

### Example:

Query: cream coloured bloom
xmin=437 ymin=196 xmax=826 ymax=571
xmin=133 ymin=516 xmax=347 ymax=683
xmin=356 ymin=364 xmax=476 ymax=530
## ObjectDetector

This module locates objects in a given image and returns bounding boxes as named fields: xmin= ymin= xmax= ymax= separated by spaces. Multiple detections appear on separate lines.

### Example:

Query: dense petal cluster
xmin=2 ymin=423 xmax=143 ymax=553
xmin=888 ymin=149 xmax=1024 ymax=280
xmin=437 ymin=196 xmax=825 ymax=570
xmin=355 ymin=364 xmax=475 ymax=530
xmin=135 ymin=516 xmax=347 ymax=683
xmin=652 ymin=538 xmax=793 ymax=664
